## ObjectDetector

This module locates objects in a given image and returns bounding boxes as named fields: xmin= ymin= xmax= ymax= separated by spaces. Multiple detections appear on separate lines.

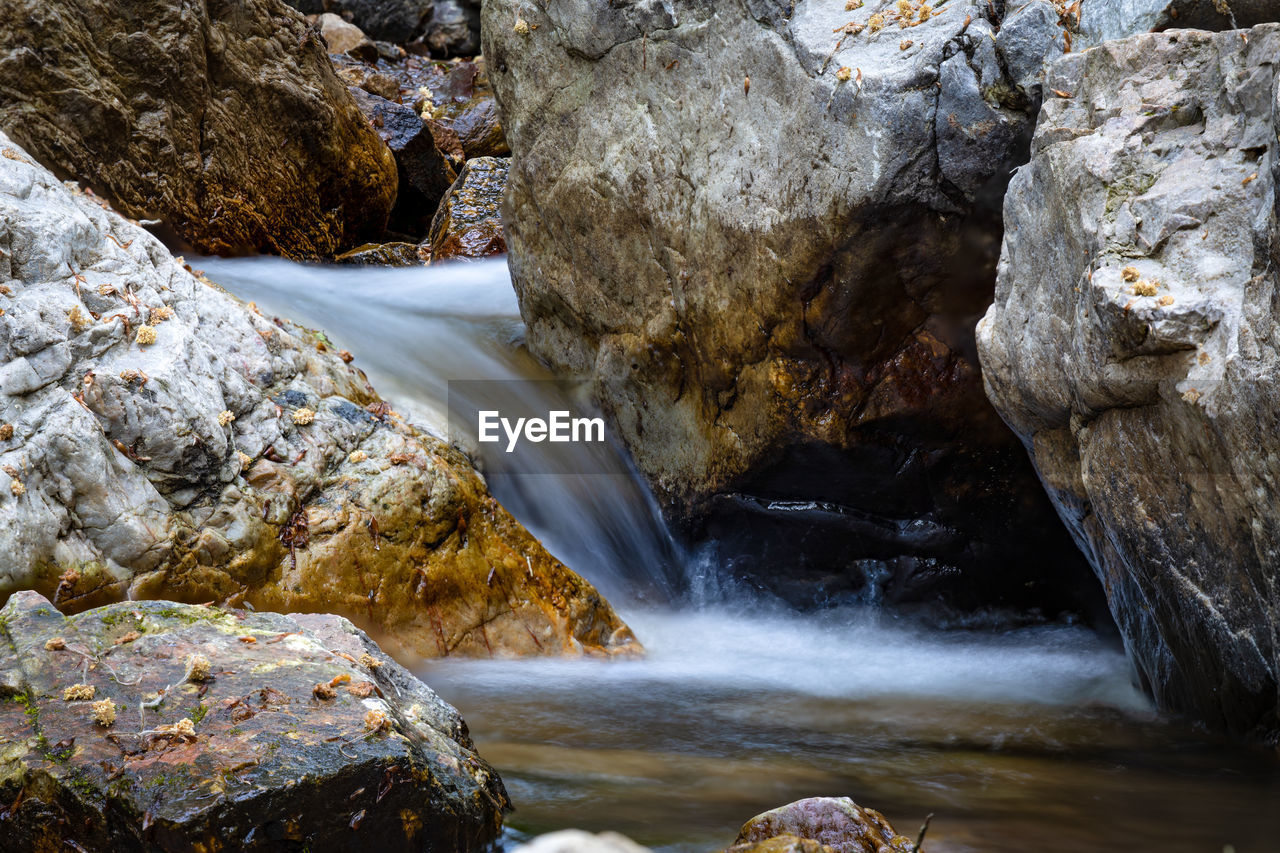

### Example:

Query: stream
xmin=202 ymin=257 xmax=1280 ymax=853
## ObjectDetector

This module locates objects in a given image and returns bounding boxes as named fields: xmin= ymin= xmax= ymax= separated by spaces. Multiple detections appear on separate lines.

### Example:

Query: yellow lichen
xmin=358 ymin=653 xmax=382 ymax=670
xmin=0 ymin=424 xmax=12 ymax=441
xmin=10 ymin=480 xmax=24 ymax=498
xmin=868 ymin=12 xmax=885 ymax=31
xmin=896 ymin=0 xmax=915 ymax=21
xmin=918 ymin=3 xmax=932 ymax=21
xmin=292 ymin=407 xmax=316 ymax=426
xmin=1158 ymin=294 xmax=1175 ymax=307
xmin=836 ymin=66 xmax=852 ymax=82
xmin=63 ymin=683 xmax=96 ymax=701
xmin=68 ymin=306 xmax=93 ymax=333
xmin=185 ymin=653 xmax=212 ymax=683
xmin=97 ymin=283 xmax=116 ymax=296
xmin=237 ymin=451 xmax=252 ymax=468
xmin=217 ymin=410 xmax=236 ymax=427
xmin=513 ymin=16 xmax=531 ymax=35
xmin=364 ymin=709 xmax=391 ymax=733
xmin=92 ymin=699 xmax=116 ymax=728
xmin=1121 ymin=266 xmax=1140 ymax=282
xmin=150 ymin=305 xmax=174 ymax=323
xmin=900 ymin=38 xmax=914 ymax=49
xmin=45 ymin=637 xmax=66 ymax=651
xmin=313 ymin=682 xmax=336 ymax=700
xmin=1132 ymin=280 xmax=1158 ymax=297
xmin=348 ymin=450 xmax=368 ymax=464
xmin=1182 ymin=388 xmax=1202 ymax=404
xmin=845 ymin=0 xmax=863 ymax=9
xmin=136 ymin=325 xmax=157 ymax=345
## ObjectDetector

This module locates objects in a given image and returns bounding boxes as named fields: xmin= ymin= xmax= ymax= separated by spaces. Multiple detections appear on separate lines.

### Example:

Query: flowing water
xmin=203 ymin=257 xmax=1280 ymax=853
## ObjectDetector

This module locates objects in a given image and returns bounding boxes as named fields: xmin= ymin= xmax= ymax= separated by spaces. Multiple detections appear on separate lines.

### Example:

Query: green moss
xmin=191 ymin=702 xmax=209 ymax=725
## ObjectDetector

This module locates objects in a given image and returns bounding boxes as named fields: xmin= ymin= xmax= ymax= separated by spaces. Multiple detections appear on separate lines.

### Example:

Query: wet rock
xmin=734 ymin=798 xmax=917 ymax=853
xmin=0 ymin=0 xmax=397 ymax=259
xmin=0 ymin=131 xmax=639 ymax=661
xmin=287 ymin=0 xmax=434 ymax=44
xmin=515 ymin=831 xmax=654 ymax=853
xmin=483 ymin=0 xmax=1099 ymax=613
xmin=421 ymin=60 xmax=509 ymax=159
xmin=977 ymin=26 xmax=1280 ymax=738
xmin=0 ymin=591 xmax=507 ymax=852
xmin=351 ymin=88 xmax=458 ymax=236
xmin=319 ymin=11 xmax=378 ymax=61
xmin=426 ymin=157 xmax=508 ymax=262
xmin=336 ymin=242 xmax=429 ymax=266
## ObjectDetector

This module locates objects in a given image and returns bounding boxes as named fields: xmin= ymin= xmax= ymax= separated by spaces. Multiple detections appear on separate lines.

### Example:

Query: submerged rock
xmin=0 ymin=591 xmax=507 ymax=851
xmin=733 ymin=798 xmax=917 ymax=853
xmin=0 ymin=0 xmax=397 ymax=258
xmin=483 ymin=0 xmax=1098 ymax=613
xmin=426 ymin=157 xmax=508 ymax=262
xmin=0 ymin=131 xmax=638 ymax=661
xmin=336 ymin=242 xmax=429 ymax=266
xmin=977 ymin=26 xmax=1280 ymax=738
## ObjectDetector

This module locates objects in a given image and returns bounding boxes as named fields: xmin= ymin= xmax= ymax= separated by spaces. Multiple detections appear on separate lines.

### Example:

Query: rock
xmin=427 ymin=0 xmax=482 ymax=57
xmin=1078 ymin=0 xmax=1280 ymax=46
xmin=426 ymin=157 xmax=508 ymax=262
xmin=734 ymin=798 xmax=917 ymax=853
xmin=0 ymin=0 xmax=397 ymax=259
xmin=995 ymin=1 xmax=1066 ymax=98
xmin=976 ymin=26 xmax=1280 ymax=737
xmin=319 ymin=11 xmax=378 ymax=61
xmin=0 ymin=131 xmax=639 ymax=661
xmin=287 ymin=0 xmax=434 ymax=44
xmin=351 ymin=88 xmax=458 ymax=237
xmin=483 ymin=0 xmax=1100 ymax=613
xmin=419 ymin=59 xmax=510 ymax=159
xmin=336 ymin=242 xmax=429 ymax=265
xmin=515 ymin=830 xmax=654 ymax=853
xmin=0 ymin=591 xmax=508 ymax=851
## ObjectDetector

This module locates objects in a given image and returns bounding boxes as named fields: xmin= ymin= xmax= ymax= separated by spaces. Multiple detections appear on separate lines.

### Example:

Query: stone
xmin=420 ymin=59 xmax=510 ymax=159
xmin=319 ymin=11 xmax=378 ymax=61
xmin=515 ymin=831 xmax=654 ymax=853
xmin=0 ymin=0 xmax=397 ymax=258
xmin=351 ymin=88 xmax=458 ymax=237
xmin=286 ymin=0 xmax=434 ymax=44
xmin=976 ymin=26 xmax=1280 ymax=738
xmin=734 ymin=798 xmax=917 ymax=853
xmin=0 ymin=131 xmax=639 ymax=661
xmin=426 ymin=157 xmax=508 ymax=262
xmin=427 ymin=0 xmax=482 ymax=57
xmin=482 ymin=0 xmax=1099 ymax=613
xmin=0 ymin=591 xmax=508 ymax=851
xmin=335 ymin=242 xmax=429 ymax=266
xmin=1078 ymin=0 xmax=1280 ymax=46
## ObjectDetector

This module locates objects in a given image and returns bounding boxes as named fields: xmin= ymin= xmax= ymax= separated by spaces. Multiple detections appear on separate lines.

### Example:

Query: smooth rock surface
xmin=0 ymin=0 xmax=398 ymax=258
xmin=734 ymin=797 xmax=917 ymax=853
xmin=426 ymin=157 xmax=508 ymax=261
xmin=319 ymin=11 xmax=379 ymax=60
xmin=0 ymin=591 xmax=507 ymax=852
xmin=515 ymin=830 xmax=654 ymax=853
xmin=483 ymin=0 xmax=1098 ymax=612
xmin=0 ymin=131 xmax=638 ymax=661
xmin=977 ymin=26 xmax=1280 ymax=737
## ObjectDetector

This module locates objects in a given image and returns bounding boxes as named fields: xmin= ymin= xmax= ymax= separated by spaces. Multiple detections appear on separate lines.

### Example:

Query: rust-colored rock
xmin=734 ymin=798 xmax=919 ymax=853
xmin=426 ymin=157 xmax=507 ymax=262
xmin=0 ymin=592 xmax=508 ymax=852
xmin=0 ymin=0 xmax=398 ymax=258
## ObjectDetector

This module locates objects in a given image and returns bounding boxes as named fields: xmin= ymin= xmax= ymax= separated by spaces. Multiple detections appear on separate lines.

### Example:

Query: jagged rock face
xmin=1079 ymin=0 xmax=1280 ymax=44
xmin=0 ymin=131 xmax=639 ymax=661
xmin=977 ymin=26 xmax=1280 ymax=738
xmin=483 ymin=0 xmax=1099 ymax=612
xmin=0 ymin=592 xmax=508 ymax=852
xmin=0 ymin=0 xmax=398 ymax=258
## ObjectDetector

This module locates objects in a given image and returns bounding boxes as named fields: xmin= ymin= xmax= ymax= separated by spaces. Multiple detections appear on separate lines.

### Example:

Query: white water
xmin=202 ymin=257 xmax=1280 ymax=853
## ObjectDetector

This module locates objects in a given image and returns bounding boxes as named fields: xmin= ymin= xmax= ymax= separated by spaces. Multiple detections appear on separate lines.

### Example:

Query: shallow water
xmin=204 ymin=257 xmax=1280 ymax=852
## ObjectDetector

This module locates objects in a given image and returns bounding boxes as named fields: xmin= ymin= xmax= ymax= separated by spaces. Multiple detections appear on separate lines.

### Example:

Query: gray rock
xmin=427 ymin=0 xmax=482 ymax=56
xmin=0 ymin=591 xmax=507 ymax=851
xmin=0 ymin=131 xmax=640 ymax=662
xmin=483 ymin=0 xmax=1099 ymax=612
xmin=977 ymin=25 xmax=1280 ymax=738
xmin=996 ymin=1 xmax=1066 ymax=97
xmin=1078 ymin=0 xmax=1280 ymax=46
xmin=0 ymin=0 xmax=398 ymax=259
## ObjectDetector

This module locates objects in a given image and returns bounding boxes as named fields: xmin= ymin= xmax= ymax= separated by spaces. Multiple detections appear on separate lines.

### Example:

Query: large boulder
xmin=426 ymin=157 xmax=508 ymax=262
xmin=977 ymin=26 xmax=1280 ymax=737
xmin=0 ymin=131 xmax=638 ymax=661
xmin=0 ymin=0 xmax=398 ymax=258
xmin=482 ymin=0 xmax=1098 ymax=611
xmin=0 ymin=591 xmax=507 ymax=851
xmin=733 ymin=798 xmax=918 ymax=853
